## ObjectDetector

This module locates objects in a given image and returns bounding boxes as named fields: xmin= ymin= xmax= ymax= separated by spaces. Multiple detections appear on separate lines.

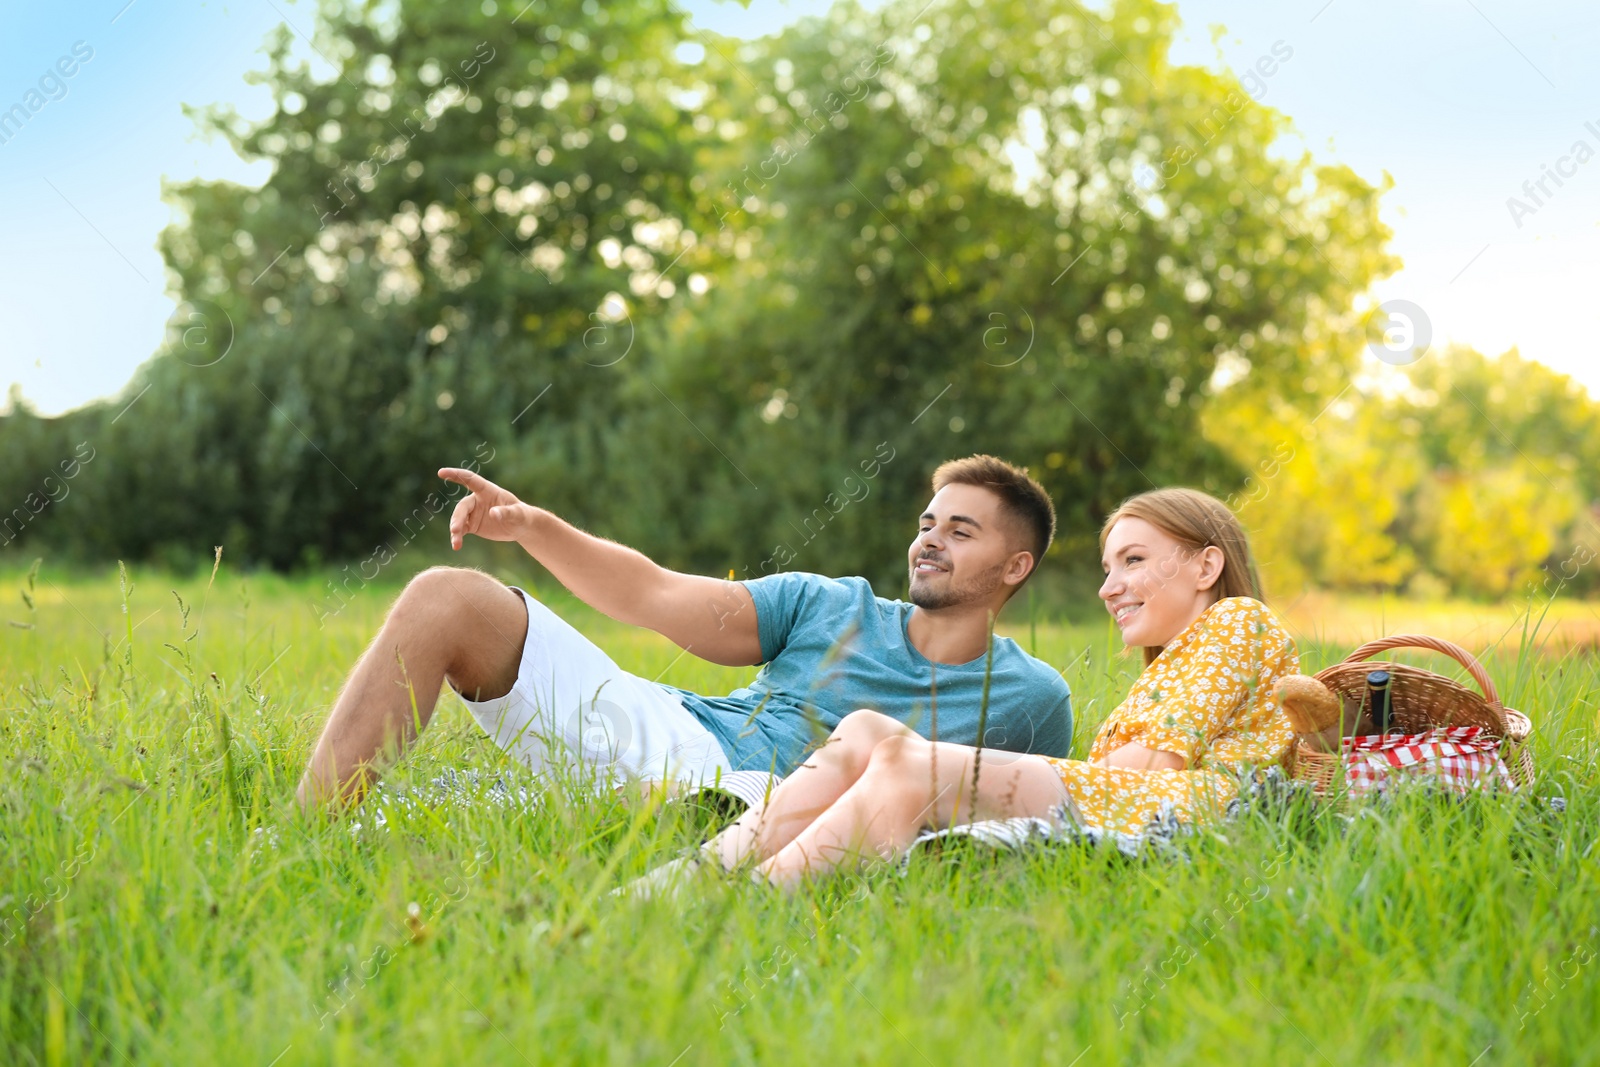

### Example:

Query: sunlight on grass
xmin=2 ymin=562 xmax=1597 ymax=1064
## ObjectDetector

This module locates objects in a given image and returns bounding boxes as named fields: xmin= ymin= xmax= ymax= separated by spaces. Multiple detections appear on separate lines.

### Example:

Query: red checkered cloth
xmin=1342 ymin=726 xmax=1514 ymax=797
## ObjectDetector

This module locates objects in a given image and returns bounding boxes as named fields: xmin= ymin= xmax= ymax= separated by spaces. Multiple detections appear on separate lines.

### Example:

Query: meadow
xmin=3 ymin=560 xmax=1598 ymax=1065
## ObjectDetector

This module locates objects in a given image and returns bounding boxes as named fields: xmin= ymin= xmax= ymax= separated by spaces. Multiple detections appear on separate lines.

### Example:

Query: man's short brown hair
xmin=931 ymin=455 xmax=1056 ymax=582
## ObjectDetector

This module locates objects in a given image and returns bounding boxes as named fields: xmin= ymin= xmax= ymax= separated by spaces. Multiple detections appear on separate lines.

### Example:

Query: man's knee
xmin=394 ymin=567 xmax=518 ymax=629
xmin=396 ymin=565 xmax=495 ymax=610
xmin=392 ymin=567 xmax=527 ymax=699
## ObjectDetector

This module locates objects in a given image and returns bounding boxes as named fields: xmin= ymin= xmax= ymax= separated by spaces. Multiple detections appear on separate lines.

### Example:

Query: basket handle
xmin=1344 ymin=634 xmax=1501 ymax=708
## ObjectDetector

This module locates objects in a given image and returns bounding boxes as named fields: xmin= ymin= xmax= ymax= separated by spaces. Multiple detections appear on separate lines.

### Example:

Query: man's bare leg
xmin=295 ymin=566 xmax=528 ymax=813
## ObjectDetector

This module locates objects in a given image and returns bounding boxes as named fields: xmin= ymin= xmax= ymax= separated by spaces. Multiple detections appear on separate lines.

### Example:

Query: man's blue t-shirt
xmin=665 ymin=572 xmax=1073 ymax=776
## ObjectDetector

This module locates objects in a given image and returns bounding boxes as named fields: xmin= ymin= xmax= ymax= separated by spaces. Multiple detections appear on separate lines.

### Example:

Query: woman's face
xmin=1098 ymin=516 xmax=1224 ymax=649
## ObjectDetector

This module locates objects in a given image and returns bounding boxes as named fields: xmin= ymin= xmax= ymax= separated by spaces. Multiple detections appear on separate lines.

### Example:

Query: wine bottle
xmin=1367 ymin=670 xmax=1394 ymax=734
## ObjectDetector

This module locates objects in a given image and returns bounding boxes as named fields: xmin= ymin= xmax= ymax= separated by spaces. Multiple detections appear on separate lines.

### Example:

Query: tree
xmin=1205 ymin=344 xmax=1599 ymax=599
xmin=2 ymin=0 xmax=1403 ymax=592
xmin=616 ymin=0 xmax=1399 ymax=586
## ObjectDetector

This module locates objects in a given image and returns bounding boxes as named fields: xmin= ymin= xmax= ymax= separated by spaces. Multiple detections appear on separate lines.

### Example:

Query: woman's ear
xmin=1194 ymin=545 xmax=1225 ymax=592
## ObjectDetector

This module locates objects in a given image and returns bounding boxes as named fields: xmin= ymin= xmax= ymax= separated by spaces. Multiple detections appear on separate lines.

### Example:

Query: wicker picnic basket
xmin=1286 ymin=635 xmax=1536 ymax=795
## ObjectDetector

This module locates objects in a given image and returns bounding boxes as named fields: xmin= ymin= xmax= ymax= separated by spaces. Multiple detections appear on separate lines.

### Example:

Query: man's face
xmin=907 ymin=484 xmax=1027 ymax=610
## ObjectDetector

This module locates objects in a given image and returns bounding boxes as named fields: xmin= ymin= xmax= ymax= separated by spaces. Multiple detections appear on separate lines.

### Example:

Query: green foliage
xmin=0 ymin=0 xmax=1400 ymax=589
xmin=591 ymin=0 xmax=1398 ymax=582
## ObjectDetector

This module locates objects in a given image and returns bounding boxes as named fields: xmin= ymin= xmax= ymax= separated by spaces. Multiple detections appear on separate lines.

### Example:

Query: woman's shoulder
xmin=1207 ymin=595 xmax=1272 ymax=619
xmin=1197 ymin=596 xmax=1295 ymax=647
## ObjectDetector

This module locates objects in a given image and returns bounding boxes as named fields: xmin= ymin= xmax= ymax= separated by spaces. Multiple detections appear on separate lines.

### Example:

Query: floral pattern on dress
xmin=1042 ymin=596 xmax=1299 ymax=834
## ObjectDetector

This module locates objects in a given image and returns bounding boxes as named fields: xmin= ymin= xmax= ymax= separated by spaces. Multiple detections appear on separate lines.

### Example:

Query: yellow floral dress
xmin=1042 ymin=596 xmax=1298 ymax=834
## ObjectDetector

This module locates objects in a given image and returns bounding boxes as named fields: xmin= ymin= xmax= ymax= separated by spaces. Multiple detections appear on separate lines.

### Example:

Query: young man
xmin=296 ymin=454 xmax=1072 ymax=812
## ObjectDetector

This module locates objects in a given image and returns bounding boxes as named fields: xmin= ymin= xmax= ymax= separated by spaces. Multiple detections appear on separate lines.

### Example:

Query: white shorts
xmin=457 ymin=588 xmax=734 ymax=786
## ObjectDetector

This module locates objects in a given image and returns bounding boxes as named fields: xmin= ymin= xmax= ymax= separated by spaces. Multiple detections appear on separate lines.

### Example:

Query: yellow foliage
xmin=1206 ymin=393 xmax=1420 ymax=596
xmin=1419 ymin=467 xmax=1583 ymax=599
xmin=1202 ymin=364 xmax=1590 ymax=600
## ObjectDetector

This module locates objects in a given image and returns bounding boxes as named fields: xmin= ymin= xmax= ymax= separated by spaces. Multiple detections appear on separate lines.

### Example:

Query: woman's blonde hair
xmin=1100 ymin=487 xmax=1263 ymax=665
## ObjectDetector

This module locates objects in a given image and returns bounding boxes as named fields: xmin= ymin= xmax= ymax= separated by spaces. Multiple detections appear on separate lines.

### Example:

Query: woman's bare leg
xmin=707 ymin=710 xmax=912 ymax=869
xmin=759 ymin=735 xmax=1066 ymax=888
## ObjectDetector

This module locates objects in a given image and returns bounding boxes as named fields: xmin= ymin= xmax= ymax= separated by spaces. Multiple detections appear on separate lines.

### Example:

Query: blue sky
xmin=2 ymin=0 xmax=1597 ymax=416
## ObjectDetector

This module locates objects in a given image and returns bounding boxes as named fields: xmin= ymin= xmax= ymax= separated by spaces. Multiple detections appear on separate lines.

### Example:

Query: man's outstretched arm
xmin=439 ymin=467 xmax=763 ymax=667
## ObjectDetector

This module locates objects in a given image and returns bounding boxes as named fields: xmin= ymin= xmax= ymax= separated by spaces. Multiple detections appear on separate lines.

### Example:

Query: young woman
xmin=635 ymin=488 xmax=1300 ymax=893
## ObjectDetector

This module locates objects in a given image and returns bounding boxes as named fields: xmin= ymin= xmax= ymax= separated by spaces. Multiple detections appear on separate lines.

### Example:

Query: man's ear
xmin=1004 ymin=550 xmax=1035 ymax=588
xmin=1194 ymin=545 xmax=1226 ymax=592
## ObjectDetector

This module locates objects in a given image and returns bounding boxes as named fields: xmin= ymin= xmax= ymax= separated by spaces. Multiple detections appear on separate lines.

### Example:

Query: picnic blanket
xmin=349 ymin=763 xmax=1562 ymax=861
xmin=906 ymin=766 xmax=1313 ymax=862
xmin=352 ymin=768 xmax=781 ymax=834
xmin=354 ymin=766 xmax=1309 ymax=858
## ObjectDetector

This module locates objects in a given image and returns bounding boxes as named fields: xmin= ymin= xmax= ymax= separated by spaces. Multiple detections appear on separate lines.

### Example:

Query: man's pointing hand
xmin=439 ymin=468 xmax=529 ymax=550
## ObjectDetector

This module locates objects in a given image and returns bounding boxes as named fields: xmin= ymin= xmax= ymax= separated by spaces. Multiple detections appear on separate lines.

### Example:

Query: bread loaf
xmin=1274 ymin=674 xmax=1361 ymax=753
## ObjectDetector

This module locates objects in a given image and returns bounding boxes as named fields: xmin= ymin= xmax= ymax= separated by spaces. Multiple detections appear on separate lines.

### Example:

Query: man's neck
xmin=905 ymin=602 xmax=1003 ymax=666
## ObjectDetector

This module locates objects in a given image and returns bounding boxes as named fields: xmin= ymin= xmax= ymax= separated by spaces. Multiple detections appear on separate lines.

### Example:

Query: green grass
xmin=3 ymin=561 xmax=1599 ymax=1065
